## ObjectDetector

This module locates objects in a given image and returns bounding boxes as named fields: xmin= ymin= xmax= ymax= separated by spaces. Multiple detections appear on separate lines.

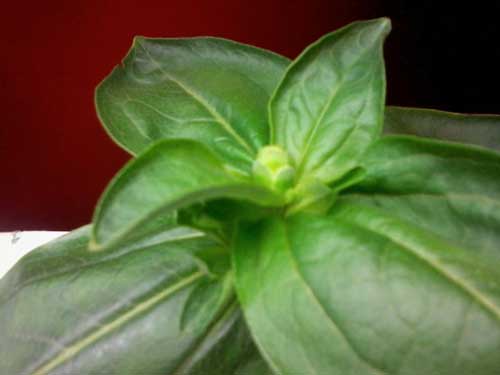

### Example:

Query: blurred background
xmin=1 ymin=0 xmax=499 ymax=230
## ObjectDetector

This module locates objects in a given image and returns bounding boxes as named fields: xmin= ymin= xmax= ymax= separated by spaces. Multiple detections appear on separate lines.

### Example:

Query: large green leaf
xmin=0 ymin=226 xmax=268 ymax=375
xmin=91 ymin=139 xmax=282 ymax=250
xmin=385 ymin=106 xmax=500 ymax=152
xmin=96 ymin=37 xmax=290 ymax=175
xmin=270 ymin=18 xmax=390 ymax=185
xmin=343 ymin=135 xmax=500 ymax=261
xmin=233 ymin=212 xmax=500 ymax=375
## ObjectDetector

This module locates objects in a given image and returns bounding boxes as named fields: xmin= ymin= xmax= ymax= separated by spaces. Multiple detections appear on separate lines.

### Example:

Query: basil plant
xmin=2 ymin=18 xmax=500 ymax=375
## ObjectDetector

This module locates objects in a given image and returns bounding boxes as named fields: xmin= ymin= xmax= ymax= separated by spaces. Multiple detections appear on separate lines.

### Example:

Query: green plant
xmin=2 ymin=17 xmax=500 ymax=374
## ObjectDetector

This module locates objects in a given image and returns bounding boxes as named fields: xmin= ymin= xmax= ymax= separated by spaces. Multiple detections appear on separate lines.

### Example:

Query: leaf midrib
xmin=31 ymin=271 xmax=204 ymax=375
xmin=135 ymin=40 xmax=256 ymax=156
xmin=284 ymin=38 xmax=381 ymax=180
xmin=281 ymin=221 xmax=387 ymax=375
xmin=306 ymin=69 xmax=376 ymax=180
xmin=339 ymin=216 xmax=500 ymax=323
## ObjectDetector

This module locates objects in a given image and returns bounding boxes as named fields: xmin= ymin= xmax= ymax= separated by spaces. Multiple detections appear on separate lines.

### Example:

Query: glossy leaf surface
xmin=270 ymin=18 xmax=390 ymax=184
xmin=234 ymin=213 xmax=500 ymax=375
xmin=96 ymin=37 xmax=290 ymax=174
xmin=385 ymin=106 xmax=500 ymax=152
xmin=92 ymin=140 xmax=282 ymax=250
xmin=21 ymin=17 xmax=500 ymax=375
xmin=344 ymin=136 xmax=500 ymax=261
xmin=0 ymin=226 xmax=267 ymax=375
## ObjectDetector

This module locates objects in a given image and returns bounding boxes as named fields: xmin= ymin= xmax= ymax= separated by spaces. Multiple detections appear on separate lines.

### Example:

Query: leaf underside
xmin=91 ymin=139 xmax=282 ymax=250
xmin=0 ymin=226 xmax=269 ymax=375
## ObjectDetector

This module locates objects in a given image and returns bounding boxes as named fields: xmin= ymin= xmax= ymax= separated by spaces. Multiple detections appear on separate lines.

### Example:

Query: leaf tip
xmin=378 ymin=17 xmax=392 ymax=31
xmin=362 ymin=17 xmax=391 ymax=40
xmin=132 ymin=35 xmax=146 ymax=46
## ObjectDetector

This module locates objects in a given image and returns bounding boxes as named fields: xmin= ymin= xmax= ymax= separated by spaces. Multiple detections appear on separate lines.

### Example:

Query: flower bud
xmin=252 ymin=146 xmax=295 ymax=193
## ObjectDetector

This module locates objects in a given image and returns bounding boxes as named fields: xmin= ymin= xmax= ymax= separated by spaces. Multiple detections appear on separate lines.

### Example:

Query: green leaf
xmin=270 ymin=18 xmax=390 ymax=185
xmin=96 ymin=37 xmax=290 ymax=174
xmin=343 ymin=135 xmax=500 ymax=261
xmin=385 ymin=106 xmax=500 ymax=152
xmin=0 ymin=226 xmax=269 ymax=375
xmin=91 ymin=139 xmax=282 ymax=250
xmin=233 ymin=212 xmax=500 ymax=375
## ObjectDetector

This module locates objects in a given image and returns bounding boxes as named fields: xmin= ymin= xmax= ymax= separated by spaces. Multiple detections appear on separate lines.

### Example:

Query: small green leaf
xmin=385 ymin=106 xmax=500 ymax=152
xmin=285 ymin=178 xmax=335 ymax=215
xmin=344 ymin=135 xmax=500 ymax=261
xmin=91 ymin=139 xmax=283 ymax=250
xmin=233 ymin=213 xmax=500 ymax=375
xmin=0 ymin=226 xmax=268 ymax=375
xmin=180 ymin=274 xmax=233 ymax=333
xmin=270 ymin=18 xmax=390 ymax=185
xmin=96 ymin=37 xmax=290 ymax=175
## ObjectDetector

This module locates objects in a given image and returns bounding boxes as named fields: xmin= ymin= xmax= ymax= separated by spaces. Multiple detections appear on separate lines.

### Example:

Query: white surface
xmin=0 ymin=231 xmax=67 ymax=278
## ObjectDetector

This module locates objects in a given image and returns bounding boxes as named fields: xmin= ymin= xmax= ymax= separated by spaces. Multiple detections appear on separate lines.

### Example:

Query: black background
xmin=384 ymin=0 xmax=500 ymax=112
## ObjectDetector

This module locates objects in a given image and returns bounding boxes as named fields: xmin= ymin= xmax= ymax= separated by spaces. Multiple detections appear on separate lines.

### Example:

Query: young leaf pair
xmin=1 ymin=18 xmax=500 ymax=375
xmin=91 ymin=18 xmax=391 ymax=250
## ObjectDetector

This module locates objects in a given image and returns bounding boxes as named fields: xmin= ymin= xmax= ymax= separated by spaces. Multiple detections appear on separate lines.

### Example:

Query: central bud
xmin=252 ymin=145 xmax=295 ymax=194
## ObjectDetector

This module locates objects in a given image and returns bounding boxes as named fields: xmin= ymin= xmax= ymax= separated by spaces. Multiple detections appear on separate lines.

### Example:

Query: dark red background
xmin=2 ymin=1 xmax=500 ymax=230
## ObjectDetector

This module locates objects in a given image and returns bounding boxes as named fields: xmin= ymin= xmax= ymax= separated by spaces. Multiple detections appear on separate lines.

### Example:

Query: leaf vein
xmin=281 ymin=222 xmax=388 ymax=375
xmin=31 ymin=271 xmax=204 ymax=375
xmin=135 ymin=40 xmax=255 ymax=156
xmin=339 ymin=217 xmax=500 ymax=323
